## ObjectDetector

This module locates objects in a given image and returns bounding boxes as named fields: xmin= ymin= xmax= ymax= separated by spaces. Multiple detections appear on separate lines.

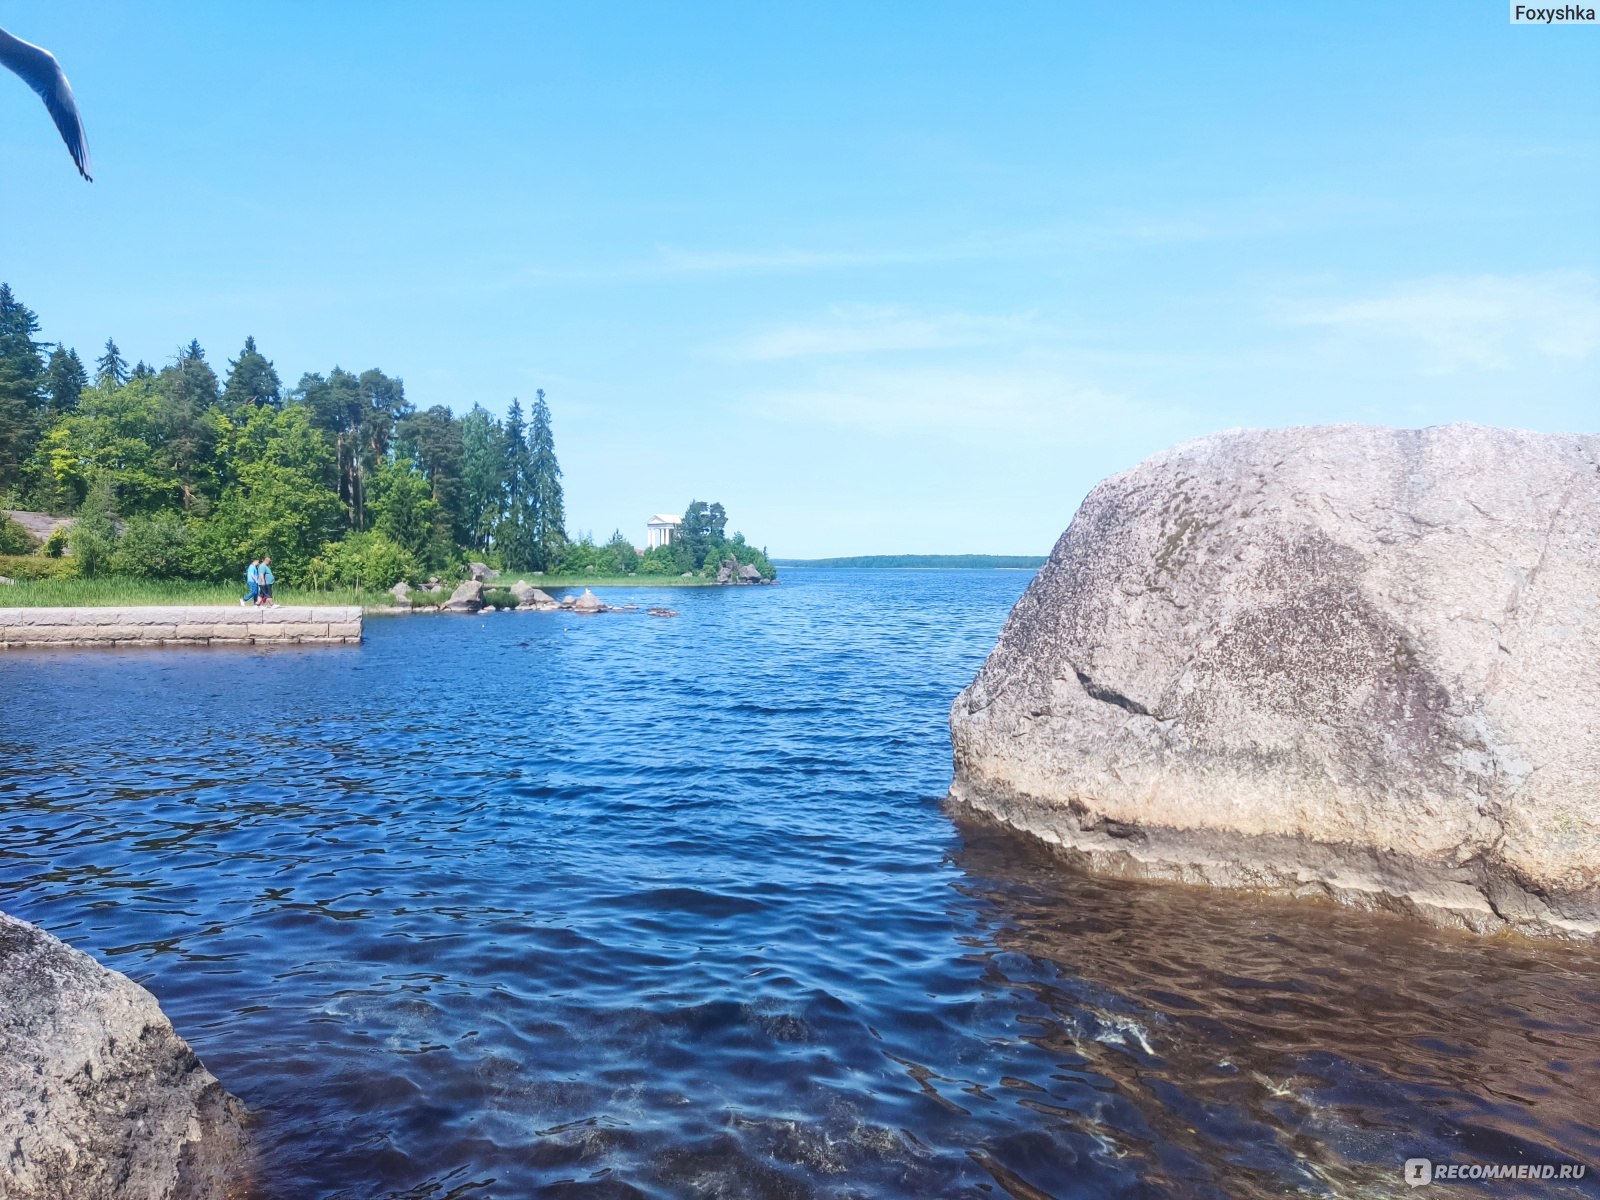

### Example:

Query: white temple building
xmin=645 ymin=514 xmax=682 ymax=550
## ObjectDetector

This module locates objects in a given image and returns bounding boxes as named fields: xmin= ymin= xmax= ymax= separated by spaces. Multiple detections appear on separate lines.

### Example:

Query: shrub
xmin=0 ymin=554 xmax=78 ymax=581
xmin=43 ymin=525 xmax=70 ymax=557
xmin=109 ymin=514 xmax=191 ymax=578
xmin=483 ymin=588 xmax=516 ymax=610
xmin=0 ymin=514 xmax=38 ymax=556
xmin=306 ymin=531 xmax=419 ymax=589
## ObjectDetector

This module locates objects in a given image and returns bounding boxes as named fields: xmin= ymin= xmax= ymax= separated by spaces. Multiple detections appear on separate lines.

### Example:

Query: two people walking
xmin=241 ymin=556 xmax=276 ymax=607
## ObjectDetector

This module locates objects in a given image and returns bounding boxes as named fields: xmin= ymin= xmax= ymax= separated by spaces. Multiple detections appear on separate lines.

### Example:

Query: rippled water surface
xmin=3 ymin=568 xmax=1599 ymax=1198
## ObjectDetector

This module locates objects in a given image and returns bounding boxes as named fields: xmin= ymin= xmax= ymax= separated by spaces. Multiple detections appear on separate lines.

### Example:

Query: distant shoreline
xmin=774 ymin=554 xmax=1047 ymax=570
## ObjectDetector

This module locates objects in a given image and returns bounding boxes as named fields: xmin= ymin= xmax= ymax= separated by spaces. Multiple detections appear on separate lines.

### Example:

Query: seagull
xmin=0 ymin=26 xmax=91 ymax=180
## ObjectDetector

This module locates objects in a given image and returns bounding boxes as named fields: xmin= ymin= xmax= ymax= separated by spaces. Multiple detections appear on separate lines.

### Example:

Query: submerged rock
xmin=0 ymin=911 xmax=250 ymax=1199
xmin=442 ymin=579 xmax=484 ymax=613
xmin=949 ymin=423 xmax=1600 ymax=938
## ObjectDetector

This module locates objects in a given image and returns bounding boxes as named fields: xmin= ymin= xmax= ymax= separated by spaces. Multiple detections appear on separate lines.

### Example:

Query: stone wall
xmin=0 ymin=605 xmax=362 ymax=649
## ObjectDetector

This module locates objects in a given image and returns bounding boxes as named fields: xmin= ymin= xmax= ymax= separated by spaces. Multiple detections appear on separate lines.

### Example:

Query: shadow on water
xmin=2 ymin=570 xmax=1598 ymax=1198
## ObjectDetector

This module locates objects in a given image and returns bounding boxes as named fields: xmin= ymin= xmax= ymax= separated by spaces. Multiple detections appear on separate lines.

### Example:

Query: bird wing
xmin=0 ymin=27 xmax=92 ymax=180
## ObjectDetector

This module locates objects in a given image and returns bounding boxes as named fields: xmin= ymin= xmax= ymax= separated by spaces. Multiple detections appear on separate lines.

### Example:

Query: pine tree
xmin=220 ymin=335 xmax=282 ymax=411
xmin=526 ymin=388 xmax=566 ymax=571
xmin=96 ymin=338 xmax=128 ymax=387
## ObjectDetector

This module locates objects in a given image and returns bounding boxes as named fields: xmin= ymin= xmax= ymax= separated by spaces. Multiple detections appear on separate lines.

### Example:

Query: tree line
xmin=0 ymin=282 xmax=774 ymax=586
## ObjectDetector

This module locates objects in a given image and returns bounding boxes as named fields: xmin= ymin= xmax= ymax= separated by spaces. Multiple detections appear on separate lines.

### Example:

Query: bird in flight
xmin=0 ymin=25 xmax=91 ymax=180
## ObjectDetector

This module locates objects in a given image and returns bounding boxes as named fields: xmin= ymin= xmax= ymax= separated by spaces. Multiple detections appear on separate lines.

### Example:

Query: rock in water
xmin=948 ymin=424 xmax=1600 ymax=938
xmin=510 ymin=580 xmax=557 ymax=610
xmin=442 ymin=579 xmax=484 ymax=613
xmin=0 ymin=911 xmax=250 ymax=1198
xmin=572 ymin=589 xmax=604 ymax=613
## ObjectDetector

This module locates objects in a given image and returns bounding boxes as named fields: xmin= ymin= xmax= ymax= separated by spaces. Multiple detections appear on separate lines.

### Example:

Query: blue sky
xmin=1 ymin=2 xmax=1594 ymax=556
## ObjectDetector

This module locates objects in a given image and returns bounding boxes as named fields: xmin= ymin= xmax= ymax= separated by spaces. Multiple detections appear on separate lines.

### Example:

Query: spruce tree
xmin=526 ymin=388 xmax=566 ymax=571
xmin=220 ymin=335 xmax=282 ymax=411
xmin=44 ymin=346 xmax=87 ymax=413
xmin=0 ymin=284 xmax=45 ymax=492
xmin=497 ymin=397 xmax=534 ymax=567
xmin=96 ymin=338 xmax=128 ymax=387
xmin=459 ymin=405 xmax=506 ymax=552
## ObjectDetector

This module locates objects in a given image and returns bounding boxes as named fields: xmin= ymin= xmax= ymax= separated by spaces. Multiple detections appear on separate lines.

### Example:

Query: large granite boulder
xmin=390 ymin=580 xmax=411 ymax=605
xmin=0 ymin=911 xmax=250 ymax=1198
xmin=467 ymin=561 xmax=499 ymax=583
xmin=949 ymin=424 xmax=1600 ymax=938
xmin=442 ymin=579 xmax=484 ymax=612
xmin=572 ymin=589 xmax=604 ymax=613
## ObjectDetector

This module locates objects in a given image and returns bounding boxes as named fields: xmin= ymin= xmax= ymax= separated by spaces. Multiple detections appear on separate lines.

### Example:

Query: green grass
xmin=493 ymin=574 xmax=720 ymax=589
xmin=0 ymin=576 xmax=368 ymax=608
xmin=0 ymin=572 xmax=731 ymax=609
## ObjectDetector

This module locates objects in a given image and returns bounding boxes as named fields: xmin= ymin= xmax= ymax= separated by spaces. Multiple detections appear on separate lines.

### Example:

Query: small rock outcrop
xmin=467 ymin=562 xmax=499 ymax=583
xmin=0 ymin=911 xmax=250 ymax=1199
xmin=949 ymin=424 xmax=1600 ymax=939
xmin=572 ymin=589 xmax=605 ymax=613
xmin=390 ymin=581 xmax=411 ymax=604
xmin=647 ymin=607 xmax=679 ymax=618
xmin=442 ymin=580 xmax=484 ymax=612
xmin=510 ymin=581 xmax=558 ymax=610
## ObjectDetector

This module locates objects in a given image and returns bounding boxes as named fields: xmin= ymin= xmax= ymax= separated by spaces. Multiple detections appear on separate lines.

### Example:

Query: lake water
xmin=2 ymin=568 xmax=1598 ymax=1199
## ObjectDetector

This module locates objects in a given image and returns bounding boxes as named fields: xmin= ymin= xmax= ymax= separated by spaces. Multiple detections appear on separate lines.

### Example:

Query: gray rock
xmin=390 ymin=581 xmax=411 ymax=604
xmin=467 ymin=561 xmax=500 ymax=583
xmin=510 ymin=580 xmax=558 ymax=610
xmin=0 ymin=911 xmax=250 ymax=1199
xmin=441 ymin=579 xmax=484 ymax=613
xmin=572 ymin=589 xmax=604 ymax=613
xmin=949 ymin=423 xmax=1600 ymax=939
xmin=738 ymin=563 xmax=763 ymax=582
xmin=647 ymin=607 xmax=679 ymax=618
xmin=0 ymin=575 xmax=13 ymax=585
xmin=715 ymin=559 xmax=734 ymax=585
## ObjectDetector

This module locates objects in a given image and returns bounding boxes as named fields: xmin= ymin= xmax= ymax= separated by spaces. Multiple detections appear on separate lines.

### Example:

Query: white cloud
xmin=727 ymin=305 xmax=1049 ymax=361
xmin=1285 ymin=270 xmax=1600 ymax=373
xmin=750 ymin=364 xmax=1185 ymax=445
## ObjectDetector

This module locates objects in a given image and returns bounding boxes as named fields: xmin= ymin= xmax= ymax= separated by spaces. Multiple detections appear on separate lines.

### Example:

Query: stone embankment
xmin=948 ymin=423 xmax=1600 ymax=939
xmin=0 ymin=605 xmax=362 ymax=649
xmin=0 ymin=911 xmax=251 ymax=1199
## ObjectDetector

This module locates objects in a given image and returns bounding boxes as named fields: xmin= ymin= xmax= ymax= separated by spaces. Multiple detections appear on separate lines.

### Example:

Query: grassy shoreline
xmin=0 ymin=573 xmax=727 ymax=608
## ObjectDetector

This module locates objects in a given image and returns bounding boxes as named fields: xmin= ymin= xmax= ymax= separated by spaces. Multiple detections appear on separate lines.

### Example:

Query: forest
xmin=0 ymin=283 xmax=774 ymax=588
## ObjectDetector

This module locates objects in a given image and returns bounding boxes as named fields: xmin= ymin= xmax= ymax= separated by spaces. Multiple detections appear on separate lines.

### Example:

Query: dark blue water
xmin=3 ymin=568 xmax=1599 ymax=1198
